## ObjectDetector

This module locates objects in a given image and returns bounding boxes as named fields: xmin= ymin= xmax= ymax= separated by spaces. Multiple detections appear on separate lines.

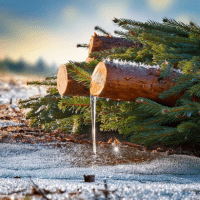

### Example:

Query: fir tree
xmin=19 ymin=17 xmax=200 ymax=148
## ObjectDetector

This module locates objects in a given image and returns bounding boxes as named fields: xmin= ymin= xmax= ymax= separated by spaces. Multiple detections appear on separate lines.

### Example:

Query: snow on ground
xmin=0 ymin=78 xmax=47 ymax=128
xmin=0 ymin=79 xmax=47 ymax=105
xmin=0 ymin=143 xmax=200 ymax=199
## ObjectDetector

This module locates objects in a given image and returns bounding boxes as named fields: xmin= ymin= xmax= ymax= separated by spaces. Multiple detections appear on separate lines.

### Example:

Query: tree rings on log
xmin=90 ymin=62 xmax=183 ymax=106
xmin=57 ymin=64 xmax=90 ymax=96
xmin=90 ymin=62 xmax=107 ymax=96
xmin=57 ymin=64 xmax=68 ymax=95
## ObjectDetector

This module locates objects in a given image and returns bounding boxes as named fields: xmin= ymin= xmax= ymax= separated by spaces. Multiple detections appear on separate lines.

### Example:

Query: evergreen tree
xmin=0 ymin=59 xmax=8 ymax=73
xmin=0 ymin=57 xmax=57 ymax=75
xmin=19 ymin=17 xmax=200 ymax=148
xmin=15 ymin=57 xmax=27 ymax=73
xmin=49 ymin=62 xmax=58 ymax=74
xmin=2 ymin=57 xmax=15 ymax=72
xmin=34 ymin=57 xmax=48 ymax=74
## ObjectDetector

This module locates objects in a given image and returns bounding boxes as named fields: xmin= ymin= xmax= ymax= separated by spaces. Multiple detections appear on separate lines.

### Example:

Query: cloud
xmin=1 ymin=12 xmax=89 ymax=65
xmin=147 ymin=0 xmax=174 ymax=12
xmin=0 ymin=49 xmax=5 ymax=59
xmin=96 ymin=2 xmax=130 ymax=26
xmin=63 ymin=6 xmax=78 ymax=19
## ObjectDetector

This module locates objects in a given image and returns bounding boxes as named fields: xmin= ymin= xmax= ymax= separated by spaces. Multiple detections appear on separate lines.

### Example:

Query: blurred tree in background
xmin=0 ymin=56 xmax=58 ymax=75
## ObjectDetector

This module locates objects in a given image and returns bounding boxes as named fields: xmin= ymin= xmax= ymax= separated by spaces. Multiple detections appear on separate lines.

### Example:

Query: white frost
xmin=0 ymin=144 xmax=200 ymax=199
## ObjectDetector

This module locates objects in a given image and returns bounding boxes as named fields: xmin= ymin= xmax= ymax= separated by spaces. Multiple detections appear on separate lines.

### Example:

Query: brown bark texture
xmin=86 ymin=33 xmax=142 ymax=63
xmin=90 ymin=62 xmax=184 ymax=106
xmin=57 ymin=64 xmax=90 ymax=96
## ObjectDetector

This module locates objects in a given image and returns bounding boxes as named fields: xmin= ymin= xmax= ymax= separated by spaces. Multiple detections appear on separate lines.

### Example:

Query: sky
xmin=1 ymin=0 xmax=200 ymax=66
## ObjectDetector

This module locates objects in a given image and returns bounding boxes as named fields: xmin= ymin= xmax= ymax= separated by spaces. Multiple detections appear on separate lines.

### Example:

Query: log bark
xmin=57 ymin=64 xmax=90 ymax=96
xmin=86 ymin=33 xmax=142 ymax=63
xmin=90 ymin=62 xmax=184 ymax=106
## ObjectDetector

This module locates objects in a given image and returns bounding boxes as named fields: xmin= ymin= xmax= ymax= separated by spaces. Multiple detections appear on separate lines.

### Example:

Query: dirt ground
xmin=0 ymin=102 xmax=200 ymax=158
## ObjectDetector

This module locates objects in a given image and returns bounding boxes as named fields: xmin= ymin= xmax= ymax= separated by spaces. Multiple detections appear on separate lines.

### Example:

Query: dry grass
xmin=0 ymin=73 xmax=46 ymax=84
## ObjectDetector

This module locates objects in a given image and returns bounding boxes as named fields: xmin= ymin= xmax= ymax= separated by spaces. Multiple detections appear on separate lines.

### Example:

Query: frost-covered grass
xmin=0 ymin=143 xmax=200 ymax=199
xmin=0 ymin=78 xmax=47 ymax=105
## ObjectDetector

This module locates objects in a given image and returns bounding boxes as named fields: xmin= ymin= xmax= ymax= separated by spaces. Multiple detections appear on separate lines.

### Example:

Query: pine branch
xmin=58 ymin=96 xmax=90 ymax=113
xmin=94 ymin=26 xmax=113 ymax=37
xmin=159 ymin=74 xmax=198 ymax=99
xmin=77 ymin=44 xmax=89 ymax=48
xmin=113 ymin=18 xmax=189 ymax=37
xmin=189 ymin=83 xmax=200 ymax=97
xmin=162 ymin=105 xmax=198 ymax=118
xmin=131 ymin=128 xmax=179 ymax=145
xmin=45 ymin=75 xmax=57 ymax=80
xmin=61 ymin=103 xmax=90 ymax=107
xmin=140 ymin=32 xmax=199 ymax=46
xmin=135 ymin=97 xmax=164 ymax=116
xmin=66 ymin=63 xmax=91 ymax=88
xmin=27 ymin=80 xmax=57 ymax=86
xmin=163 ymin=17 xmax=200 ymax=37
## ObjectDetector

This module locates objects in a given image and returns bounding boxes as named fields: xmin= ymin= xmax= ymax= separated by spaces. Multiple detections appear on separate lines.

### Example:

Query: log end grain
xmin=57 ymin=64 xmax=68 ymax=96
xmin=90 ymin=62 xmax=107 ymax=96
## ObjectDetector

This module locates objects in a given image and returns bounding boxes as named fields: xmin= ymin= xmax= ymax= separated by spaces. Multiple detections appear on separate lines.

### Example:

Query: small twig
xmin=104 ymin=180 xmax=109 ymax=200
xmin=92 ymin=188 xmax=100 ymax=200
xmin=29 ymin=176 xmax=50 ymax=200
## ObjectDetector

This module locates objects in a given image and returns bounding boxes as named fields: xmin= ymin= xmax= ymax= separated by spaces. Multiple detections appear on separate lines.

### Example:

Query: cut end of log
xmin=57 ymin=64 xmax=90 ymax=97
xmin=57 ymin=64 xmax=68 ymax=96
xmin=90 ymin=62 xmax=107 ymax=96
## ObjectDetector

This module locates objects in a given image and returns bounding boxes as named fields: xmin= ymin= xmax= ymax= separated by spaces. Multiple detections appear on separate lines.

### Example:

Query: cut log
xmin=90 ymin=62 xmax=184 ymax=106
xmin=57 ymin=64 xmax=90 ymax=96
xmin=86 ymin=33 xmax=142 ymax=63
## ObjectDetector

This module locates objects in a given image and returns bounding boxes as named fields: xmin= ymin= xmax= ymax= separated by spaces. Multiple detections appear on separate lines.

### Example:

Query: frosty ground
xmin=0 ymin=143 xmax=200 ymax=199
xmin=0 ymin=76 xmax=200 ymax=199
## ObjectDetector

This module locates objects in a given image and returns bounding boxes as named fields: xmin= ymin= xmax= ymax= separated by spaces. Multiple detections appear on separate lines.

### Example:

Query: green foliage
xmin=19 ymin=88 xmax=71 ymax=129
xmin=65 ymin=62 xmax=91 ymax=88
xmin=27 ymin=80 xmax=57 ymax=86
xmin=18 ymin=60 xmax=99 ymax=133
xmin=58 ymin=96 xmax=90 ymax=113
xmin=76 ymin=44 xmax=89 ymax=48
xmin=19 ymin=17 xmax=200 ymax=147
xmin=94 ymin=26 xmax=113 ymax=37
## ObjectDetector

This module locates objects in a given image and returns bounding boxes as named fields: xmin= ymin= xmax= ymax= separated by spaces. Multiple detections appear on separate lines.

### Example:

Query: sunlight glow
xmin=175 ymin=15 xmax=191 ymax=24
xmin=147 ymin=0 xmax=174 ymax=12
xmin=97 ymin=2 xmax=130 ymax=26
xmin=63 ymin=6 xmax=78 ymax=19
xmin=114 ymin=146 xmax=119 ymax=152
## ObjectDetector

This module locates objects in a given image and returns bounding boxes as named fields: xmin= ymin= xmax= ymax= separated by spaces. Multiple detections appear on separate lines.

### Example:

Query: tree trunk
xmin=57 ymin=64 xmax=90 ymax=96
xmin=86 ymin=33 xmax=142 ymax=63
xmin=90 ymin=62 xmax=184 ymax=106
